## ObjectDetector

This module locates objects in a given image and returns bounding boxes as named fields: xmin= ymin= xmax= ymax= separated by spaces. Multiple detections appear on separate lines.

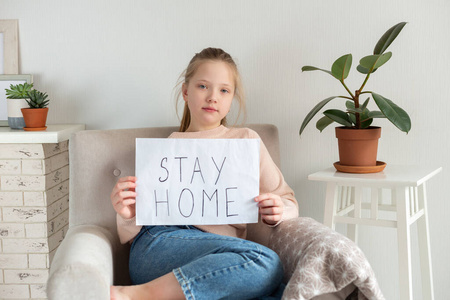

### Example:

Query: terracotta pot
xmin=21 ymin=108 xmax=49 ymax=130
xmin=335 ymin=126 xmax=381 ymax=166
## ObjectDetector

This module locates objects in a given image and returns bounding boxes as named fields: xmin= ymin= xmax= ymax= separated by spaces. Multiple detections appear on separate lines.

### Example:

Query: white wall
xmin=2 ymin=0 xmax=449 ymax=298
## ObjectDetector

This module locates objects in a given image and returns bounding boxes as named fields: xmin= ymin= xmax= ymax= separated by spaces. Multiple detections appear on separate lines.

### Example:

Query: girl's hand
xmin=111 ymin=176 xmax=137 ymax=220
xmin=255 ymin=193 xmax=285 ymax=226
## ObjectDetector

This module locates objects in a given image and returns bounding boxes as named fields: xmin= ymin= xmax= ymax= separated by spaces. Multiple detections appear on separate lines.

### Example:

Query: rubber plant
xmin=299 ymin=22 xmax=411 ymax=136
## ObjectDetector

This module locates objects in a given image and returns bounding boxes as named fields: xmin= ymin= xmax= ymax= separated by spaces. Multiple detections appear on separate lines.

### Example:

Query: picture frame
xmin=0 ymin=74 xmax=33 ymax=126
xmin=0 ymin=20 xmax=19 ymax=75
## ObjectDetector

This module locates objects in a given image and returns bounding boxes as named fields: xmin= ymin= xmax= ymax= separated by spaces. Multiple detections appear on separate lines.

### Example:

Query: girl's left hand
xmin=255 ymin=193 xmax=284 ymax=226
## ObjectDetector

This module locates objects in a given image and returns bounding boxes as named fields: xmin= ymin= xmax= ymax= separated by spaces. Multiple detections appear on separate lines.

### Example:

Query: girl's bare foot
xmin=110 ymin=272 xmax=184 ymax=300
xmin=110 ymin=286 xmax=131 ymax=300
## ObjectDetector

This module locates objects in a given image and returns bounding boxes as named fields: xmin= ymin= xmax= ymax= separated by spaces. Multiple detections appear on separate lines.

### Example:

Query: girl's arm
xmin=253 ymin=130 xmax=299 ymax=226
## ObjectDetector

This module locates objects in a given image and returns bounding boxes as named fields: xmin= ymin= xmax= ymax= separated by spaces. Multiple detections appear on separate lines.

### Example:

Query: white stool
xmin=308 ymin=165 xmax=442 ymax=300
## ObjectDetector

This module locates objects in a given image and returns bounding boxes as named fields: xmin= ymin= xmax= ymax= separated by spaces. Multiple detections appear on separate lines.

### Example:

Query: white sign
xmin=135 ymin=138 xmax=260 ymax=226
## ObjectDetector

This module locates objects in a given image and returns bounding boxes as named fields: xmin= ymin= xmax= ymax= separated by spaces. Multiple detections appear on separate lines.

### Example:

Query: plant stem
xmin=354 ymin=90 xmax=361 ymax=128
xmin=338 ymin=96 xmax=354 ymax=100
xmin=340 ymin=80 xmax=355 ymax=99
xmin=358 ymin=72 xmax=371 ymax=94
xmin=355 ymin=71 xmax=374 ymax=129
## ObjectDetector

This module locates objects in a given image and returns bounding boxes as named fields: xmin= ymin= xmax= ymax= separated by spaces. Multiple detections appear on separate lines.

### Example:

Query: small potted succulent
xmin=299 ymin=22 xmax=411 ymax=173
xmin=5 ymin=82 xmax=34 ymax=129
xmin=21 ymin=89 xmax=50 ymax=131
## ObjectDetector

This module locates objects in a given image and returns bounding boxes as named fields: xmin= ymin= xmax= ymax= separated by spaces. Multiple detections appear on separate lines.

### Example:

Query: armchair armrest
xmin=47 ymin=225 xmax=115 ymax=300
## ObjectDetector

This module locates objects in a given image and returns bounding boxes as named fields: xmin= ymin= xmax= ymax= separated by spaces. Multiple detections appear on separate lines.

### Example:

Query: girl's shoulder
xmin=226 ymin=126 xmax=261 ymax=139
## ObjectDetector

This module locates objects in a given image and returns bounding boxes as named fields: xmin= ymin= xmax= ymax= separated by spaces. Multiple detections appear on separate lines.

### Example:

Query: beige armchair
xmin=47 ymin=124 xmax=383 ymax=300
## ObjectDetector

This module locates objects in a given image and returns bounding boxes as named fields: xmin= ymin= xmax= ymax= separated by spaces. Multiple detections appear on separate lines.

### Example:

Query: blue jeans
xmin=129 ymin=225 xmax=285 ymax=300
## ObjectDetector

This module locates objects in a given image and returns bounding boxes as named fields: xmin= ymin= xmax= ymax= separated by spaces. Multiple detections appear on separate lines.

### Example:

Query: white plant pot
xmin=7 ymin=99 xmax=29 ymax=129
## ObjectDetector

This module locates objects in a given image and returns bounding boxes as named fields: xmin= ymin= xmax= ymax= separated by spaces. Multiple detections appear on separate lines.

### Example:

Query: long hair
xmin=175 ymin=48 xmax=246 ymax=132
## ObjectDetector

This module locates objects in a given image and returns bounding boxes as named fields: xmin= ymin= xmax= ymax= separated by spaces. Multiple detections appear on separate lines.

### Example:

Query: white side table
xmin=0 ymin=124 xmax=84 ymax=299
xmin=308 ymin=165 xmax=442 ymax=300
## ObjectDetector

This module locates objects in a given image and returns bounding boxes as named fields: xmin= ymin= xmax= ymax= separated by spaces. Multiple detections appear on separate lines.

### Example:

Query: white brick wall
xmin=0 ymin=140 xmax=69 ymax=300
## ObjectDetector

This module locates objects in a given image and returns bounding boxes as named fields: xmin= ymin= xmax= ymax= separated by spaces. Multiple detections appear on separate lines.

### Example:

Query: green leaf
xmin=360 ymin=109 xmax=374 ymax=128
xmin=349 ymin=113 xmax=356 ymax=125
xmin=323 ymin=109 xmax=353 ymax=127
xmin=301 ymin=66 xmax=334 ymax=77
xmin=361 ymin=97 xmax=370 ymax=111
xmin=299 ymin=96 xmax=340 ymax=135
xmin=359 ymin=52 xmax=392 ymax=72
xmin=372 ymin=93 xmax=411 ymax=133
xmin=347 ymin=108 xmax=363 ymax=114
xmin=360 ymin=119 xmax=373 ymax=128
xmin=346 ymin=99 xmax=372 ymax=128
xmin=346 ymin=100 xmax=355 ymax=109
xmin=331 ymin=54 xmax=352 ymax=81
xmin=374 ymin=22 xmax=407 ymax=55
xmin=345 ymin=98 xmax=369 ymax=113
xmin=357 ymin=65 xmax=379 ymax=74
xmin=357 ymin=65 xmax=370 ymax=74
xmin=5 ymin=82 xmax=34 ymax=99
xmin=316 ymin=116 xmax=335 ymax=132
xmin=368 ymin=111 xmax=386 ymax=118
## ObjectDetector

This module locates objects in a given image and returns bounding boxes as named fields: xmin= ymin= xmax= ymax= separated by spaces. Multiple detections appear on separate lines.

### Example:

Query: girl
xmin=110 ymin=48 xmax=299 ymax=300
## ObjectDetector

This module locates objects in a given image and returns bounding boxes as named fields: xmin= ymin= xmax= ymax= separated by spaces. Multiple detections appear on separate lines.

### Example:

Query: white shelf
xmin=308 ymin=165 xmax=442 ymax=187
xmin=0 ymin=124 xmax=85 ymax=143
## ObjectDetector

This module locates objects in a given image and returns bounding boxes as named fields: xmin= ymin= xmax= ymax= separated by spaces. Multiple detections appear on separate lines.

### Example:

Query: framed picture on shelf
xmin=0 ymin=74 xmax=33 ymax=126
xmin=0 ymin=20 xmax=19 ymax=75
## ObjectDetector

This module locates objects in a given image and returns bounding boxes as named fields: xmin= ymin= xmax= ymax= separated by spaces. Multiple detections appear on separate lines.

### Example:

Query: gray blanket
xmin=269 ymin=217 xmax=385 ymax=300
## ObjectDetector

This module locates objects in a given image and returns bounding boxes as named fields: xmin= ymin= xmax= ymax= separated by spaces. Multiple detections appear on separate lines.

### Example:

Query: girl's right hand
xmin=111 ymin=176 xmax=137 ymax=220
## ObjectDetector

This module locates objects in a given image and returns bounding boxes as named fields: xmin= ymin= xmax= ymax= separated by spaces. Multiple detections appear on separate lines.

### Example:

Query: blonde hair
xmin=175 ymin=47 xmax=246 ymax=132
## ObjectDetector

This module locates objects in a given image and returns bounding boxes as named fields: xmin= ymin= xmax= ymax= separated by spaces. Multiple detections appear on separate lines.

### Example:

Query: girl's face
xmin=182 ymin=61 xmax=235 ymax=132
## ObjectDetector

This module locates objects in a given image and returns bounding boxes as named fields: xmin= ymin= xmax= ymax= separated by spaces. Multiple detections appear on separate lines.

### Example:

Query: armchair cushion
xmin=269 ymin=217 xmax=384 ymax=300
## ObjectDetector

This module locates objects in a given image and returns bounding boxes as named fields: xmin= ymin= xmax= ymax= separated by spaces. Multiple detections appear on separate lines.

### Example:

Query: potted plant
xmin=299 ymin=22 xmax=411 ymax=173
xmin=21 ymin=89 xmax=50 ymax=131
xmin=5 ymin=82 xmax=34 ymax=129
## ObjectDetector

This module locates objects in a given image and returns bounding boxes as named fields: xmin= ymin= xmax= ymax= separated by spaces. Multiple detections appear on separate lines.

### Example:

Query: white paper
xmin=135 ymin=138 xmax=260 ymax=226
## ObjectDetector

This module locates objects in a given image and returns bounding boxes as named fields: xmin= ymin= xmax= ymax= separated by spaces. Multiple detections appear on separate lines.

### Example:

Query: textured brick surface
xmin=0 ymin=160 xmax=21 ymax=175
xmin=0 ymin=284 xmax=30 ymax=298
xmin=29 ymin=254 xmax=48 ymax=269
xmin=0 ymin=192 xmax=23 ymax=206
xmin=0 ymin=141 xmax=70 ymax=300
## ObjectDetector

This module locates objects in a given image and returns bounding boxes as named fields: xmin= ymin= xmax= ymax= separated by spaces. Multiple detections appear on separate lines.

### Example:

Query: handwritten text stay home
xmin=135 ymin=139 xmax=260 ymax=225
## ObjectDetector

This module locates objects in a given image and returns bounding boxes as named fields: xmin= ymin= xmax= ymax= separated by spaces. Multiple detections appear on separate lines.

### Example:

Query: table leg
xmin=396 ymin=187 xmax=413 ymax=300
xmin=347 ymin=186 xmax=361 ymax=244
xmin=417 ymin=183 xmax=434 ymax=300
xmin=323 ymin=182 xmax=337 ymax=230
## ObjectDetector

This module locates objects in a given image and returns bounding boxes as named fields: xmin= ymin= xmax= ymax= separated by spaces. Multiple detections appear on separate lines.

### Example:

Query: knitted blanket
xmin=269 ymin=217 xmax=385 ymax=300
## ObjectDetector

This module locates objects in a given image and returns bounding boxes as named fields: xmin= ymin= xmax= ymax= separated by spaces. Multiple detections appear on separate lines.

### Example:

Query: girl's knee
xmin=250 ymin=245 xmax=283 ymax=285
xmin=263 ymin=248 xmax=283 ymax=276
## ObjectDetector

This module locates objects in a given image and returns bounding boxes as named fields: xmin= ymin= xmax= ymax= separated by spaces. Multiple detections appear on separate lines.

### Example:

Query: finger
xmin=257 ymin=198 xmax=281 ymax=208
xmin=259 ymin=206 xmax=283 ymax=215
xmin=113 ymin=191 xmax=136 ymax=205
xmin=121 ymin=199 xmax=136 ymax=206
xmin=117 ymin=181 xmax=137 ymax=191
xmin=255 ymin=193 xmax=274 ymax=202
xmin=118 ymin=191 xmax=137 ymax=199
xmin=261 ymin=214 xmax=282 ymax=224
xmin=117 ymin=176 xmax=137 ymax=183
xmin=112 ymin=184 xmax=136 ymax=199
